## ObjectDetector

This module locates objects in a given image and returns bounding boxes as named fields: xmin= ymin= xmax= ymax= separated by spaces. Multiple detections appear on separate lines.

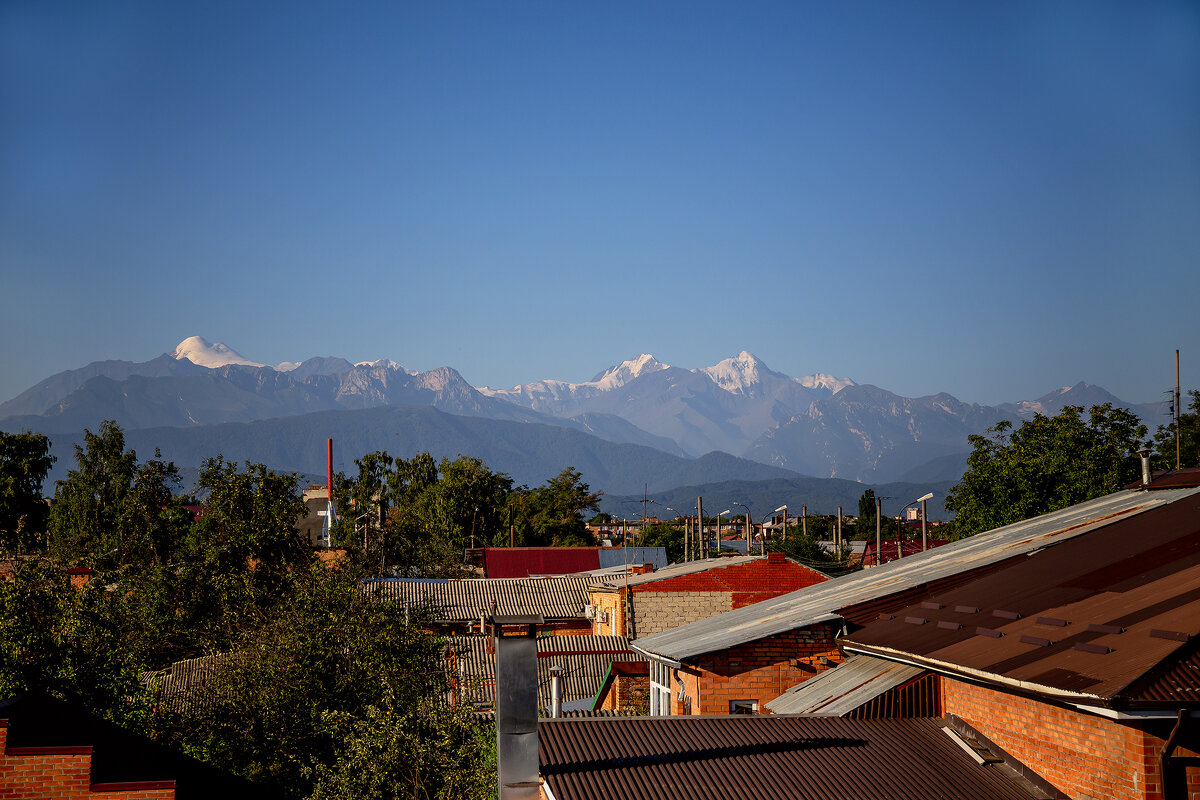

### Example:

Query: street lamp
xmin=774 ymin=504 xmax=788 ymax=544
xmin=717 ymin=509 xmax=730 ymax=554
xmin=896 ymin=492 xmax=935 ymax=556
xmin=732 ymin=502 xmax=754 ymax=555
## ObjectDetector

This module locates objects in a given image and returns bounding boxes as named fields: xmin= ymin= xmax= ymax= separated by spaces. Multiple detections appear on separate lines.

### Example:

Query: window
xmin=729 ymin=700 xmax=758 ymax=714
xmin=649 ymin=660 xmax=672 ymax=716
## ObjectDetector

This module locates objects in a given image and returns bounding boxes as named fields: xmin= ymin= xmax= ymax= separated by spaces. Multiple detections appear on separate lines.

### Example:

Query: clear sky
xmin=2 ymin=1 xmax=1197 ymax=408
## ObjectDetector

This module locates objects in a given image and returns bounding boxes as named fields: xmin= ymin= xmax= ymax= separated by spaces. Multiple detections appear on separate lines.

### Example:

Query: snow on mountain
xmin=591 ymin=354 xmax=670 ymax=389
xmin=275 ymin=361 xmax=302 ymax=372
xmin=354 ymin=359 xmax=409 ymax=372
xmin=700 ymin=351 xmax=769 ymax=393
xmin=799 ymin=373 xmax=856 ymax=394
xmin=172 ymin=336 xmax=265 ymax=369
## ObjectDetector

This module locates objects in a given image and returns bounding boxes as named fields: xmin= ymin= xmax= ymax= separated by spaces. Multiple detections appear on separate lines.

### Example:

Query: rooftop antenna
xmin=1176 ymin=349 xmax=1181 ymax=470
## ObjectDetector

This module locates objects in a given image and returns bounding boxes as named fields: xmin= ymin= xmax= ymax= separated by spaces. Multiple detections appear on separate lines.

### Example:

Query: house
xmin=364 ymin=575 xmax=594 ymax=635
xmin=820 ymin=481 xmax=1200 ymax=800
xmin=0 ymin=693 xmax=272 ymax=800
xmin=587 ymin=552 xmax=828 ymax=640
xmin=536 ymin=714 xmax=1061 ymax=800
xmin=632 ymin=482 xmax=1200 ymax=717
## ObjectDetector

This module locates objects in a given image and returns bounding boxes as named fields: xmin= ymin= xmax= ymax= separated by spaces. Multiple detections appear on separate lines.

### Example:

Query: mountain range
xmin=0 ymin=337 xmax=1165 ymax=502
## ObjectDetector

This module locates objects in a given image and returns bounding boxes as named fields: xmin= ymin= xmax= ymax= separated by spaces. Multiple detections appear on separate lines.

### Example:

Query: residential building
xmin=633 ymin=481 xmax=1199 ymax=717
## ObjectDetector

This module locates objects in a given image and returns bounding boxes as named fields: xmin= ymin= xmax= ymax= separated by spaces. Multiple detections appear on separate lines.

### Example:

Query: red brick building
xmin=588 ymin=552 xmax=828 ymax=640
xmin=634 ymin=479 xmax=1200 ymax=718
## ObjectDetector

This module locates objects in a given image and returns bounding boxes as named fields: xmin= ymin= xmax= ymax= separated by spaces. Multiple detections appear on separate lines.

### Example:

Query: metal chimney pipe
xmin=491 ymin=613 xmax=544 ymax=800
xmin=1140 ymin=448 xmax=1152 ymax=487
xmin=549 ymin=665 xmax=564 ymax=718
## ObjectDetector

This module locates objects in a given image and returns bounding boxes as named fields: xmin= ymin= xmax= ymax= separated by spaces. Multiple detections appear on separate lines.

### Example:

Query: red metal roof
xmin=861 ymin=539 xmax=948 ymax=566
xmin=482 ymin=547 xmax=601 ymax=578
xmin=539 ymin=715 xmax=1052 ymax=800
xmin=842 ymin=492 xmax=1200 ymax=709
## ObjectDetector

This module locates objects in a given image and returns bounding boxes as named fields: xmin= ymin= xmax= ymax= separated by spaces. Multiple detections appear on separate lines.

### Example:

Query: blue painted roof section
xmin=597 ymin=547 xmax=667 ymax=570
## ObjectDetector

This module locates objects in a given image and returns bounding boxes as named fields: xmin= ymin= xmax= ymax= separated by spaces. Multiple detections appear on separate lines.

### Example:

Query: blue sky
xmin=2 ymin=1 xmax=1198 ymax=409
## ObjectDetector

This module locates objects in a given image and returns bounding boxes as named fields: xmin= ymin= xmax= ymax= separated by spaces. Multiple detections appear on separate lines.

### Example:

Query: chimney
xmin=632 ymin=563 xmax=654 ymax=575
xmin=548 ymin=665 xmax=564 ymax=719
xmin=491 ymin=613 xmax=544 ymax=800
xmin=1139 ymin=448 xmax=1152 ymax=487
xmin=766 ymin=551 xmax=785 ymax=565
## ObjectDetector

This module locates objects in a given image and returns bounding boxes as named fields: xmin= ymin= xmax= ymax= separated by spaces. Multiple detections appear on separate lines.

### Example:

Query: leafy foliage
xmin=945 ymin=404 xmax=1147 ymax=536
xmin=0 ymin=429 xmax=55 ymax=550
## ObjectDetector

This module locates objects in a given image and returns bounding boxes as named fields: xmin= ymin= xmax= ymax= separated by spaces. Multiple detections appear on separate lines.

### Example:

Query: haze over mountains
xmin=0 ymin=338 xmax=1164 ymax=500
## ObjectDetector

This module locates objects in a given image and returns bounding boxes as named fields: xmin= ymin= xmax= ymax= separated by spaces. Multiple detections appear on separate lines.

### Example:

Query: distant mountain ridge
xmin=0 ymin=338 xmax=1164 ymax=487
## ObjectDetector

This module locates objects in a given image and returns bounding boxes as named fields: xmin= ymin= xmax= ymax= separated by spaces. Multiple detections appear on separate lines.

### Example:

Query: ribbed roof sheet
xmin=364 ymin=575 xmax=591 ymax=621
xmin=445 ymin=634 xmax=643 ymax=710
xmin=590 ymin=554 xmax=769 ymax=590
xmin=539 ymin=715 xmax=1052 ymax=800
xmin=764 ymin=654 xmax=924 ymax=715
xmin=634 ymin=487 xmax=1200 ymax=662
xmin=841 ymin=491 xmax=1200 ymax=709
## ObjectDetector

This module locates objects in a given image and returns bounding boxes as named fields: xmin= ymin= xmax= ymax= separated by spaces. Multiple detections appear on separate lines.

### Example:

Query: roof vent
xmin=1140 ymin=448 xmax=1152 ymax=486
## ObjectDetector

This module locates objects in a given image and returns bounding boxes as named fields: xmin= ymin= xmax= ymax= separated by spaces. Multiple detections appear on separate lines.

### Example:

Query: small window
xmin=729 ymin=700 xmax=758 ymax=714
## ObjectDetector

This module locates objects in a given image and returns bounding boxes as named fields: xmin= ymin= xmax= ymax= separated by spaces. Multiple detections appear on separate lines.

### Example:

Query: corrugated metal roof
xmin=539 ymin=715 xmax=1055 ymax=800
xmin=364 ymin=575 xmax=591 ymax=621
xmin=445 ymin=634 xmax=644 ymax=710
xmin=764 ymin=654 xmax=924 ymax=715
xmin=589 ymin=554 xmax=771 ymax=590
xmin=841 ymin=491 xmax=1200 ymax=709
xmin=634 ymin=487 xmax=1200 ymax=662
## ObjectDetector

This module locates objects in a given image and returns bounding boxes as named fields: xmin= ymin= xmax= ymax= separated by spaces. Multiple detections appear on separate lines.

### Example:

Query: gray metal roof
xmin=589 ymin=554 xmax=769 ymax=591
xmin=633 ymin=486 xmax=1200 ymax=663
xmin=764 ymin=654 xmax=923 ymax=715
xmin=364 ymin=575 xmax=591 ymax=621
xmin=597 ymin=546 xmax=668 ymax=570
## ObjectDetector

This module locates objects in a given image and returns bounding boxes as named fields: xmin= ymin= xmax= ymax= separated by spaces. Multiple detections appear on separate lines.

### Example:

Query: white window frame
xmin=649 ymin=660 xmax=672 ymax=716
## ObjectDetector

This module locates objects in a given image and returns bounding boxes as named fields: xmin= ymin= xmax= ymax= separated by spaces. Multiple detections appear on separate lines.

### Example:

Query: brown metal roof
xmin=538 ymin=715 xmax=1054 ymax=800
xmin=841 ymin=492 xmax=1200 ymax=709
xmin=1123 ymin=467 xmax=1200 ymax=490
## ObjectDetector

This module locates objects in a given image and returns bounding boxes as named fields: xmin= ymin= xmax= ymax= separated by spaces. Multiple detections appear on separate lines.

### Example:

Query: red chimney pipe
xmin=327 ymin=438 xmax=333 ymax=501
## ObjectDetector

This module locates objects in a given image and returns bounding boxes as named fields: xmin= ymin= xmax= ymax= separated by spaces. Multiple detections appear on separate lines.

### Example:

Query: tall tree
xmin=0 ymin=430 xmax=55 ymax=550
xmin=945 ymin=404 xmax=1147 ymax=537
xmin=512 ymin=467 xmax=601 ymax=547
xmin=48 ymin=420 xmax=137 ymax=563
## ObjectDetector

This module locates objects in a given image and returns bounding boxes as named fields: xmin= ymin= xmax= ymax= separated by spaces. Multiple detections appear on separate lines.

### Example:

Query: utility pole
xmin=801 ymin=505 xmax=807 ymax=538
xmin=1177 ymin=349 xmax=1182 ymax=470
xmin=696 ymin=496 xmax=704 ymax=559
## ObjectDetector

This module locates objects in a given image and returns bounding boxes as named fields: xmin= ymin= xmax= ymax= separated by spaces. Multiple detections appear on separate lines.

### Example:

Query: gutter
xmin=840 ymin=642 xmax=1187 ymax=720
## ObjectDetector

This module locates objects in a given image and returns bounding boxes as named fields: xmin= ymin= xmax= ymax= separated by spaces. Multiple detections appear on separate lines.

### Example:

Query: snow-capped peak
xmin=798 ymin=373 xmax=856 ymax=394
xmin=275 ymin=361 xmax=302 ymax=372
xmin=355 ymin=358 xmax=407 ymax=372
xmin=700 ymin=351 xmax=769 ymax=393
xmin=593 ymin=354 xmax=669 ymax=390
xmin=172 ymin=336 xmax=265 ymax=369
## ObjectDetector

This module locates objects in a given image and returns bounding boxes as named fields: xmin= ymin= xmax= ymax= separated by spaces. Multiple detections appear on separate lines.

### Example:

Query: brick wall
xmin=597 ymin=673 xmax=650 ymax=715
xmin=588 ymin=590 xmax=625 ymax=637
xmin=591 ymin=556 xmax=829 ymax=639
xmin=0 ymin=720 xmax=176 ymax=800
xmin=636 ymin=591 xmax=730 ymax=638
xmin=672 ymin=624 xmax=843 ymax=715
xmin=942 ymin=678 xmax=1200 ymax=800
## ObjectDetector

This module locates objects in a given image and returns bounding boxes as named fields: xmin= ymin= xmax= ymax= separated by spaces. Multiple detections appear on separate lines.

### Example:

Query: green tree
xmin=0 ymin=429 xmax=55 ymax=550
xmin=48 ymin=420 xmax=137 ymax=563
xmin=638 ymin=521 xmax=683 ymax=562
xmin=513 ymin=467 xmax=601 ymax=547
xmin=945 ymin=403 xmax=1147 ymax=537
xmin=169 ymin=564 xmax=468 ymax=798
xmin=1152 ymin=389 xmax=1200 ymax=470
